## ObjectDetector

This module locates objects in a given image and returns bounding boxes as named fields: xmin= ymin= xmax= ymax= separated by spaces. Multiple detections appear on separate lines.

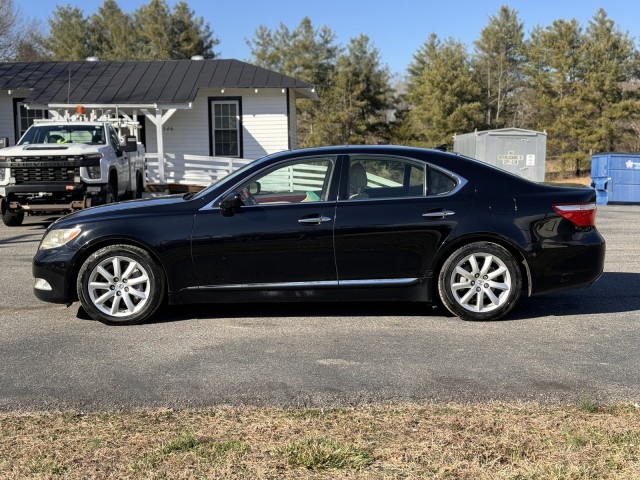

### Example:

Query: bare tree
xmin=0 ymin=0 xmax=20 ymax=60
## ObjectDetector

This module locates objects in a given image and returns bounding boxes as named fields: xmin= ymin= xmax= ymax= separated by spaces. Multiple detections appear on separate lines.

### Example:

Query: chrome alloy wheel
xmin=87 ymin=255 xmax=151 ymax=317
xmin=448 ymin=252 xmax=512 ymax=313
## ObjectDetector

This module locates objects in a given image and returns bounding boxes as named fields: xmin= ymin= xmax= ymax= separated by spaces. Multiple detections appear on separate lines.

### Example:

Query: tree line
xmin=3 ymin=0 xmax=640 ymax=175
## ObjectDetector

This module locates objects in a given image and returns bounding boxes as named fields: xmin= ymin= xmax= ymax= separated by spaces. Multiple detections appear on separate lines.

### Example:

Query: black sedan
xmin=33 ymin=146 xmax=605 ymax=325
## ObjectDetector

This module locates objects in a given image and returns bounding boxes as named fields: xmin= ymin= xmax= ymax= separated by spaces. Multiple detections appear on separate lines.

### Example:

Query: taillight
xmin=552 ymin=202 xmax=597 ymax=227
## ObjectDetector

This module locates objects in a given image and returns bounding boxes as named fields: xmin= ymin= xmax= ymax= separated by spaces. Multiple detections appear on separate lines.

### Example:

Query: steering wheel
xmin=240 ymin=187 xmax=258 ymax=206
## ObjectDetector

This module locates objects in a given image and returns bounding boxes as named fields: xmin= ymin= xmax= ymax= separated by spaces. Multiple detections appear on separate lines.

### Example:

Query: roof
xmin=0 ymin=59 xmax=317 ymax=107
xmin=456 ymin=128 xmax=547 ymax=138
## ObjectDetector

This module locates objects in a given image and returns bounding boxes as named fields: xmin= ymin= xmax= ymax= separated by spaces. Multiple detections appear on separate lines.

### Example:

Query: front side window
xmin=346 ymin=156 xmax=425 ymax=200
xmin=237 ymin=157 xmax=334 ymax=205
xmin=211 ymin=100 xmax=241 ymax=157
xmin=108 ymin=127 xmax=120 ymax=150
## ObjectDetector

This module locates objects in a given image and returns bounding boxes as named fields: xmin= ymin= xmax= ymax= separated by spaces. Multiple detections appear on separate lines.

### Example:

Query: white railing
xmin=145 ymin=153 xmax=400 ymax=190
xmin=145 ymin=153 xmax=252 ymax=186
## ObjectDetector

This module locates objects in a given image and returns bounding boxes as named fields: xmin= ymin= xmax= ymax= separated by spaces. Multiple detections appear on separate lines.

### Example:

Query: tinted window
xmin=427 ymin=167 xmax=457 ymax=195
xmin=238 ymin=157 xmax=334 ymax=205
xmin=346 ymin=156 xmax=425 ymax=200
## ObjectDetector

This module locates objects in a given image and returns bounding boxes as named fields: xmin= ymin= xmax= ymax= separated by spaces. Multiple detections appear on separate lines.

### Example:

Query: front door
xmin=191 ymin=156 xmax=339 ymax=289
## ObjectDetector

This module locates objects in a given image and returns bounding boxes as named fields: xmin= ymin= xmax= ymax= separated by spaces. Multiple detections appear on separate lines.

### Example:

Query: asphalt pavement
xmin=0 ymin=206 xmax=638 ymax=411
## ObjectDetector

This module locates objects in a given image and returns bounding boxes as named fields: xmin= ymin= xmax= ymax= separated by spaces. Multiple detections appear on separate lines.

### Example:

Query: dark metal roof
xmin=0 ymin=59 xmax=317 ymax=106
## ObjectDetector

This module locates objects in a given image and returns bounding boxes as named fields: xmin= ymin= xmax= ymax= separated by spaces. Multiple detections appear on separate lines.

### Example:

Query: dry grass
xmin=1 ymin=403 xmax=639 ymax=479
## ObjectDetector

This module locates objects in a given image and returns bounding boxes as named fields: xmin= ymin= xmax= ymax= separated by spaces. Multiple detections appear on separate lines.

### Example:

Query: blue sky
xmin=25 ymin=0 xmax=639 ymax=75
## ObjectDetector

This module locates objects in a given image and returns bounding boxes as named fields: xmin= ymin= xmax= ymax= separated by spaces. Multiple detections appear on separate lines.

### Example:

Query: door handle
xmin=422 ymin=210 xmax=455 ymax=218
xmin=298 ymin=216 xmax=332 ymax=224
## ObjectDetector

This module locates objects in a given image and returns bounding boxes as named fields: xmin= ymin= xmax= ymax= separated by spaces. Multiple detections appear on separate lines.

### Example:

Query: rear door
xmin=333 ymin=154 xmax=474 ymax=283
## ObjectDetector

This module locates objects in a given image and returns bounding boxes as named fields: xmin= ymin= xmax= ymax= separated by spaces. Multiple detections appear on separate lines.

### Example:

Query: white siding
xmin=0 ymin=90 xmax=23 ymax=145
xmin=144 ymin=88 xmax=290 ymax=157
xmin=144 ymin=87 xmax=291 ymax=185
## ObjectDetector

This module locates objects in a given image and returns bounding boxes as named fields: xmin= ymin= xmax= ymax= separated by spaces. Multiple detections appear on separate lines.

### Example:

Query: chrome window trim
xmin=200 ymin=155 xmax=338 ymax=211
xmin=342 ymin=153 xmax=468 ymax=202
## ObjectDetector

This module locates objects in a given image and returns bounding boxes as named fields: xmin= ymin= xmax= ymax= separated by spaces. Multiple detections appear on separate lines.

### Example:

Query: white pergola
xmin=46 ymin=102 xmax=192 ymax=185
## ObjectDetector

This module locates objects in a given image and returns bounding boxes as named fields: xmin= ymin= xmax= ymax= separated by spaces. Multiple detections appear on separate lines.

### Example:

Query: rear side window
xmin=427 ymin=167 xmax=457 ymax=196
xmin=346 ymin=156 xmax=425 ymax=200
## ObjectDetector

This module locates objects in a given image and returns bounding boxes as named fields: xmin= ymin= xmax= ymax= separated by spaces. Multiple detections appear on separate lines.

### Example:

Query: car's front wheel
xmin=438 ymin=241 xmax=522 ymax=321
xmin=77 ymin=245 xmax=165 ymax=325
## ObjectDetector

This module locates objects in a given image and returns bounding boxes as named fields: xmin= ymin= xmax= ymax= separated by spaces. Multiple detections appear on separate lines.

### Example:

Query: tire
xmin=77 ymin=244 xmax=165 ymax=325
xmin=104 ymin=182 xmax=117 ymax=204
xmin=438 ymin=241 xmax=522 ymax=321
xmin=2 ymin=209 xmax=24 ymax=227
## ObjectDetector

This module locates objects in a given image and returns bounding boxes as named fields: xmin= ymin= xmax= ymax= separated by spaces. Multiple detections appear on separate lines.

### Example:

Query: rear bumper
xmin=528 ymin=228 xmax=606 ymax=296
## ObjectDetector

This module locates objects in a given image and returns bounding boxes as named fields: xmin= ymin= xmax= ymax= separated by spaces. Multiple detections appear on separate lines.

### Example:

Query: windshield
xmin=18 ymin=125 xmax=106 ymax=146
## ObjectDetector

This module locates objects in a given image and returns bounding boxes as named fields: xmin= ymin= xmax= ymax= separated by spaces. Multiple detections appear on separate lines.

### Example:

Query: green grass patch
xmin=276 ymin=437 xmax=373 ymax=470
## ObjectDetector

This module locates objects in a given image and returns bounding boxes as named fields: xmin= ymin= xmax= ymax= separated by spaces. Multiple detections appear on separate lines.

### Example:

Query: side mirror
xmin=121 ymin=136 xmax=137 ymax=153
xmin=219 ymin=192 xmax=244 ymax=216
xmin=247 ymin=181 xmax=261 ymax=195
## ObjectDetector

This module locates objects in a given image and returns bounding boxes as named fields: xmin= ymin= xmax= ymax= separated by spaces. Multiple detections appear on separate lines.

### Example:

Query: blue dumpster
xmin=591 ymin=153 xmax=640 ymax=205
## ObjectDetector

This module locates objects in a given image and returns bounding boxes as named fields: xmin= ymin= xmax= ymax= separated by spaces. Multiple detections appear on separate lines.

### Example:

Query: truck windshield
xmin=18 ymin=125 xmax=106 ymax=146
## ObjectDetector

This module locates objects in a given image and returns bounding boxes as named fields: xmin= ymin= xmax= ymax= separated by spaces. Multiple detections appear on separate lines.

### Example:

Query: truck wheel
xmin=2 ymin=209 xmax=25 ymax=227
xmin=134 ymin=173 xmax=144 ymax=199
xmin=77 ymin=244 xmax=165 ymax=325
xmin=105 ymin=182 xmax=117 ymax=204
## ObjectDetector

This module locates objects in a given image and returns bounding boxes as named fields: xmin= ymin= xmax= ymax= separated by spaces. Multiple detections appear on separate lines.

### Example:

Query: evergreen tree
xmin=406 ymin=33 xmax=439 ymax=93
xmin=88 ymin=0 xmax=136 ymax=60
xmin=248 ymin=17 xmax=340 ymax=146
xmin=524 ymin=19 xmax=587 ymax=170
xmin=474 ymin=6 xmax=525 ymax=128
xmin=310 ymin=35 xmax=392 ymax=145
xmin=170 ymin=1 xmax=218 ymax=59
xmin=134 ymin=0 xmax=173 ymax=59
xmin=45 ymin=0 xmax=218 ymax=61
xmin=404 ymin=36 xmax=483 ymax=147
xmin=579 ymin=8 xmax=637 ymax=153
xmin=47 ymin=5 xmax=90 ymax=60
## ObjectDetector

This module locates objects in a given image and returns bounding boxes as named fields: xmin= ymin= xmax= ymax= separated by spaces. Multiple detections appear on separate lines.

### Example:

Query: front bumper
xmin=3 ymin=183 xmax=107 ymax=212
xmin=32 ymin=246 xmax=77 ymax=304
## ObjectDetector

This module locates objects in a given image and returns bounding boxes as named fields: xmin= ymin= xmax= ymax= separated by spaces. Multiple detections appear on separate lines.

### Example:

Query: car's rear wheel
xmin=77 ymin=245 xmax=165 ymax=325
xmin=438 ymin=241 xmax=522 ymax=321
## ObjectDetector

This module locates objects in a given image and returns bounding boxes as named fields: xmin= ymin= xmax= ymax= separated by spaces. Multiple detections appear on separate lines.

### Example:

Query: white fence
xmin=145 ymin=153 xmax=253 ymax=186
xmin=145 ymin=153 xmax=399 ymax=191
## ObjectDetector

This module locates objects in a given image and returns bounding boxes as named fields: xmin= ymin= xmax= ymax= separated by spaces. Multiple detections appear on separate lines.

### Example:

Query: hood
xmin=53 ymin=194 xmax=195 ymax=227
xmin=0 ymin=143 xmax=105 ymax=156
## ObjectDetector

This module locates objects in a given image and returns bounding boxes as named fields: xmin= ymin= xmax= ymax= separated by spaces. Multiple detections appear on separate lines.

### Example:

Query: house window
xmin=211 ymin=99 xmax=241 ymax=157
xmin=15 ymin=101 xmax=47 ymax=142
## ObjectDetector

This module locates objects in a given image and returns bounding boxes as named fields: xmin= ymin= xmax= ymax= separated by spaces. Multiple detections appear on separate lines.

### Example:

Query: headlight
xmin=87 ymin=166 xmax=101 ymax=179
xmin=85 ymin=153 xmax=103 ymax=179
xmin=39 ymin=228 xmax=82 ymax=250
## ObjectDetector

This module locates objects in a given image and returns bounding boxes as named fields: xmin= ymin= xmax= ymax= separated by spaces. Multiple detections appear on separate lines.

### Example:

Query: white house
xmin=0 ymin=59 xmax=317 ymax=189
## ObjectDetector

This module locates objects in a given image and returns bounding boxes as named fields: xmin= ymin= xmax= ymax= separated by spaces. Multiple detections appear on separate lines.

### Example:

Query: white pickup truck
xmin=0 ymin=120 xmax=146 ymax=226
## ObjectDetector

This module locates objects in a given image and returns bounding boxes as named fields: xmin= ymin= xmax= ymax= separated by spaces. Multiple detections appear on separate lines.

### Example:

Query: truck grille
xmin=13 ymin=166 xmax=79 ymax=184
xmin=11 ymin=157 xmax=80 ymax=185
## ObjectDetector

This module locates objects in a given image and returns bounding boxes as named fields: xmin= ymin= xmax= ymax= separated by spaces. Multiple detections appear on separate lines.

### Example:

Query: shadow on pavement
xmin=76 ymin=271 xmax=639 ymax=325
